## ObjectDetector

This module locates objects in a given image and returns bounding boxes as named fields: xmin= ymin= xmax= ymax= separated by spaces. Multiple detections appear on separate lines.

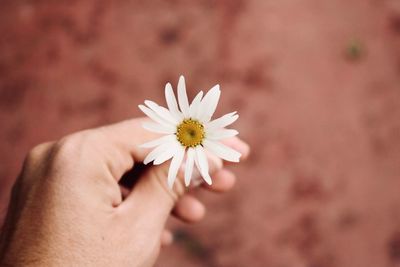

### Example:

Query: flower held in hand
xmin=139 ymin=76 xmax=241 ymax=188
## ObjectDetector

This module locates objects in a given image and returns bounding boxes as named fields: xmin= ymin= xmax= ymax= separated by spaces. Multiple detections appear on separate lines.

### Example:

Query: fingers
xmin=172 ymin=195 xmax=205 ymax=223
xmin=119 ymin=169 xmax=235 ymax=222
xmin=202 ymin=169 xmax=236 ymax=192
xmin=99 ymin=118 xmax=250 ymax=163
xmin=118 ymin=150 xmax=223 ymax=232
xmin=51 ymin=118 xmax=249 ymax=185
xmin=116 ymin=139 xmax=243 ymax=242
xmin=96 ymin=118 xmax=250 ymax=179
xmin=178 ymin=170 xmax=236 ymax=226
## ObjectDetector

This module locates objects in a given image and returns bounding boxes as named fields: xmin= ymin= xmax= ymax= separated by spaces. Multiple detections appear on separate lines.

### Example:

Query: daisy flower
xmin=139 ymin=75 xmax=241 ymax=188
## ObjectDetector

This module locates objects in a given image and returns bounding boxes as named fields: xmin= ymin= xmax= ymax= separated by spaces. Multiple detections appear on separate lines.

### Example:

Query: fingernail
xmin=237 ymin=140 xmax=250 ymax=160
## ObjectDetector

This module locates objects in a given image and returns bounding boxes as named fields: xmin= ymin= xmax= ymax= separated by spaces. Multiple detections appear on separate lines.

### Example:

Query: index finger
xmin=97 ymin=117 xmax=249 ymax=178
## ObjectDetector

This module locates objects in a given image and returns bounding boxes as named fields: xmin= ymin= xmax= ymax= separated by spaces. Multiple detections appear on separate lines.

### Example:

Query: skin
xmin=0 ymin=118 xmax=250 ymax=267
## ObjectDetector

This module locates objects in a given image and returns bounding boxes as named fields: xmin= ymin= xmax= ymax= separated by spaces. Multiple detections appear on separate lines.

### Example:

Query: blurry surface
xmin=1 ymin=0 xmax=400 ymax=266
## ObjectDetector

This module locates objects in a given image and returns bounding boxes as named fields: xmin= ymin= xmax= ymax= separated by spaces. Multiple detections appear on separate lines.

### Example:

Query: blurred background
xmin=1 ymin=0 xmax=400 ymax=266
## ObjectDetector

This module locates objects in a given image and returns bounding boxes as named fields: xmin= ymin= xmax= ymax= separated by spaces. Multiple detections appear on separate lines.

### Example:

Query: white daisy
xmin=139 ymin=75 xmax=241 ymax=188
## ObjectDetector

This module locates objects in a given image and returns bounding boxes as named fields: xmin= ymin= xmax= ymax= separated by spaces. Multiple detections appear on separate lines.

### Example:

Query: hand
xmin=0 ymin=118 xmax=249 ymax=267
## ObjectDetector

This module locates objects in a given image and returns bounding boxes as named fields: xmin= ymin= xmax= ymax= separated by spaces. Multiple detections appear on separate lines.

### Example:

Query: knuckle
xmin=53 ymin=130 xmax=100 ymax=161
xmin=25 ymin=142 xmax=53 ymax=167
xmin=42 ymin=134 xmax=87 ymax=173
xmin=52 ymin=137 xmax=80 ymax=164
xmin=46 ymin=130 xmax=107 ymax=179
xmin=22 ymin=142 xmax=54 ymax=185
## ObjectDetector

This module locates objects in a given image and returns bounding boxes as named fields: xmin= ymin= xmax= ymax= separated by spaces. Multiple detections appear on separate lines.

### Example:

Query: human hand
xmin=0 ymin=118 xmax=249 ymax=267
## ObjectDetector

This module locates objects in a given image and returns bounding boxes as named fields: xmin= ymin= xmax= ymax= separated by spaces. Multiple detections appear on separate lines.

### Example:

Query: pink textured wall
xmin=1 ymin=0 xmax=400 ymax=266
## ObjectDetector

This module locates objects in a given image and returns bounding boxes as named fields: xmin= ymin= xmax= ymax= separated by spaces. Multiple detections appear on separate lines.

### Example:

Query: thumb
xmin=120 ymin=154 xmax=223 ymax=231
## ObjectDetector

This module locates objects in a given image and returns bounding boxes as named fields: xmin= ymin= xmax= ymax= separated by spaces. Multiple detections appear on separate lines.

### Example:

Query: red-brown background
xmin=1 ymin=0 xmax=400 ymax=266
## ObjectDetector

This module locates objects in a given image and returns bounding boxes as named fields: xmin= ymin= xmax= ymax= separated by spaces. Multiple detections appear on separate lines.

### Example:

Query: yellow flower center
xmin=176 ymin=119 xmax=205 ymax=147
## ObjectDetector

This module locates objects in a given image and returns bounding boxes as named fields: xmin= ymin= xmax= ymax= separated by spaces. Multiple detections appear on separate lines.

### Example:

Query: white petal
xmin=206 ymin=129 xmax=239 ymax=140
xmin=205 ymin=112 xmax=238 ymax=131
xmin=189 ymin=91 xmax=203 ymax=118
xmin=177 ymin=75 xmax=190 ymax=117
xmin=194 ymin=146 xmax=212 ymax=185
xmin=144 ymin=142 xmax=177 ymax=165
xmin=203 ymin=139 xmax=241 ymax=162
xmin=168 ymin=146 xmax=185 ymax=188
xmin=142 ymin=122 xmax=175 ymax=134
xmin=139 ymin=104 xmax=174 ymax=128
xmin=154 ymin=142 xmax=181 ymax=165
xmin=140 ymin=134 xmax=177 ymax=148
xmin=184 ymin=148 xmax=195 ymax=186
xmin=165 ymin=82 xmax=184 ymax=121
xmin=145 ymin=100 xmax=179 ymax=125
xmin=197 ymin=84 xmax=220 ymax=123
xmin=165 ymin=83 xmax=179 ymax=113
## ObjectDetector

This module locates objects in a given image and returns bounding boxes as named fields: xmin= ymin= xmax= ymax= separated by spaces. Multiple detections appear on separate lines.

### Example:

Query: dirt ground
xmin=1 ymin=0 xmax=400 ymax=266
